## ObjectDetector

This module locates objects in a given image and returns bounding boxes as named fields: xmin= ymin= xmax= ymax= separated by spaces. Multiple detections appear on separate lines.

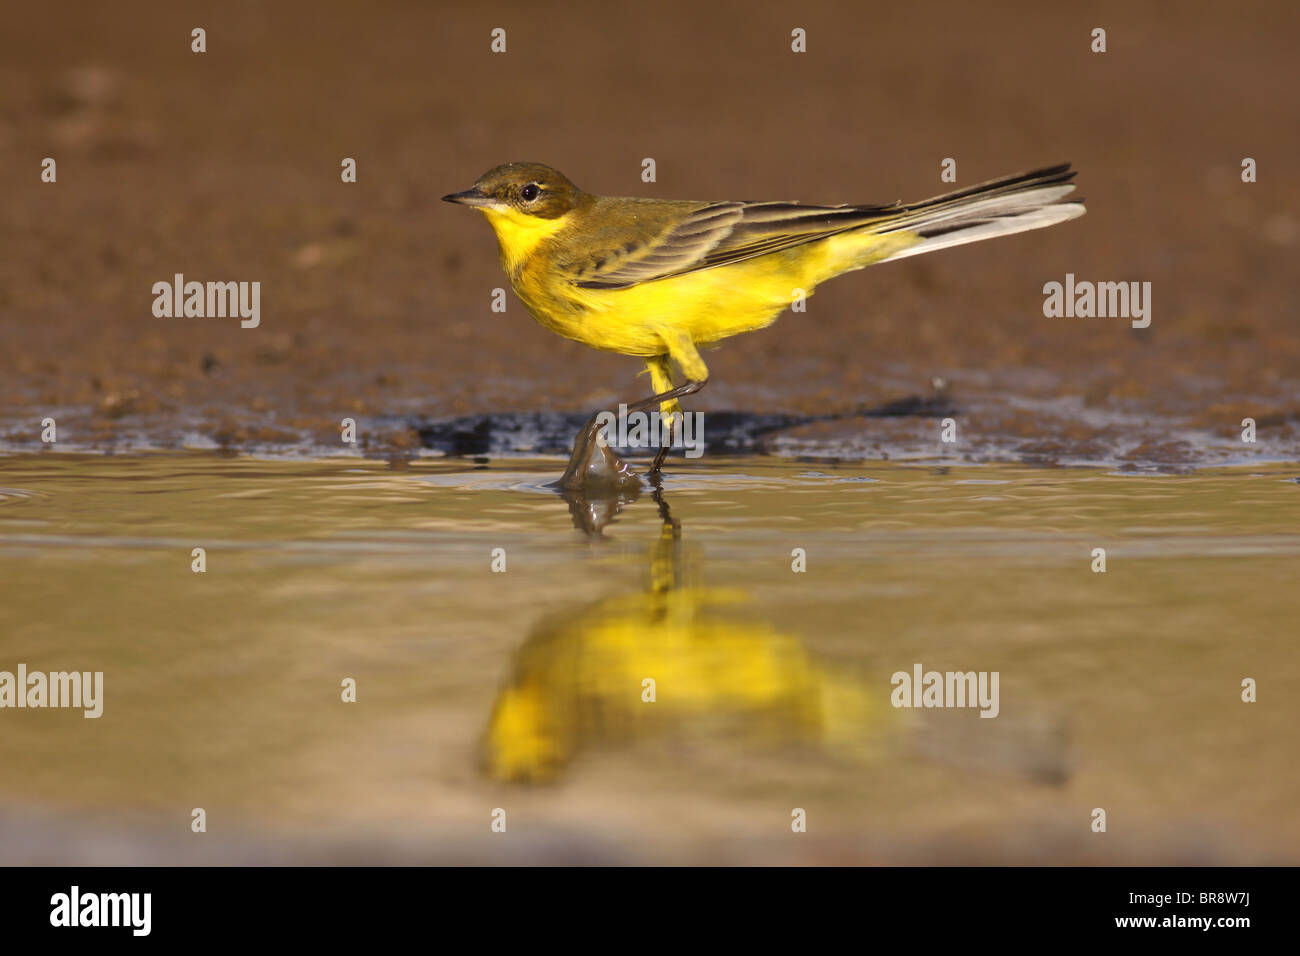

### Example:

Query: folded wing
xmin=574 ymin=164 xmax=1079 ymax=290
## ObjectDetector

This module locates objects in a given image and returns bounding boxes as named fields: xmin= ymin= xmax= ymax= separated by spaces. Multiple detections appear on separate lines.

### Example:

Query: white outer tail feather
xmin=881 ymin=184 xmax=1084 ymax=263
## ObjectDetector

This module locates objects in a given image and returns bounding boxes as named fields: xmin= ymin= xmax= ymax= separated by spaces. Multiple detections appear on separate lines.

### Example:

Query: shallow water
xmin=0 ymin=452 xmax=1296 ymax=864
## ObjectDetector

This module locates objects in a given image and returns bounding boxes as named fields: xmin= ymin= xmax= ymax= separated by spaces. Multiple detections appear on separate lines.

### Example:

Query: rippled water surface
xmin=0 ymin=453 xmax=1296 ymax=864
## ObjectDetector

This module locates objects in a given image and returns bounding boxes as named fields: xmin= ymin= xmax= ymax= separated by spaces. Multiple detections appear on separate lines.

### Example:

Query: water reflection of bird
xmin=482 ymin=487 xmax=885 ymax=783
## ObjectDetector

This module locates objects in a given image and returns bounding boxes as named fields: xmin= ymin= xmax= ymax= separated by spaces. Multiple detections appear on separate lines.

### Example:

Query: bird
xmin=443 ymin=162 xmax=1084 ymax=485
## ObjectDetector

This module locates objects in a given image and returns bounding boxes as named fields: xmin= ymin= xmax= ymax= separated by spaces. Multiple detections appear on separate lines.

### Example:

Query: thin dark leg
xmin=624 ymin=377 xmax=706 ymax=415
xmin=559 ymin=378 xmax=707 ymax=492
xmin=640 ymin=378 xmax=706 ymax=482
xmin=648 ymin=429 xmax=672 ymax=479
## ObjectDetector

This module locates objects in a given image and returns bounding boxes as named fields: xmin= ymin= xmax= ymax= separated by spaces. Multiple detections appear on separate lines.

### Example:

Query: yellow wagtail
xmin=444 ymin=162 xmax=1083 ymax=484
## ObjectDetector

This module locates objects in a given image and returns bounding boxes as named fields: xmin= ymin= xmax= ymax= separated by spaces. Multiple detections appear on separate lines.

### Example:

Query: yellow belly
xmin=515 ymin=228 xmax=920 ymax=358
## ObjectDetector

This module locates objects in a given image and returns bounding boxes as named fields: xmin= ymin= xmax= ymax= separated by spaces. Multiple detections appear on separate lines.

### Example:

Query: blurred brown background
xmin=1 ymin=0 xmax=1297 ymax=459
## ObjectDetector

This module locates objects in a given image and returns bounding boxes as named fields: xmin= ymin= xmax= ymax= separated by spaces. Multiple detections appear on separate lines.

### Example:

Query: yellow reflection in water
xmin=483 ymin=490 xmax=884 ymax=782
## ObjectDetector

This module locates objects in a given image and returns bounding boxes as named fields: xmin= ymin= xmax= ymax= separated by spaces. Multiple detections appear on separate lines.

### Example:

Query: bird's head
xmin=443 ymin=162 xmax=585 ymax=221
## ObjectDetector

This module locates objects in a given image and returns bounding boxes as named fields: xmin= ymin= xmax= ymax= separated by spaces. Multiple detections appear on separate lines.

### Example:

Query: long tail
xmin=871 ymin=163 xmax=1084 ymax=262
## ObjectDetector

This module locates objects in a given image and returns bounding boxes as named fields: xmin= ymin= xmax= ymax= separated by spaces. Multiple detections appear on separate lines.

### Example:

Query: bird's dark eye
xmin=521 ymin=183 xmax=540 ymax=202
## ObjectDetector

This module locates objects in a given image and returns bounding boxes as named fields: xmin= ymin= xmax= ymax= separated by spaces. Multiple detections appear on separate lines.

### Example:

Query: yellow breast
xmin=479 ymin=207 xmax=917 ymax=358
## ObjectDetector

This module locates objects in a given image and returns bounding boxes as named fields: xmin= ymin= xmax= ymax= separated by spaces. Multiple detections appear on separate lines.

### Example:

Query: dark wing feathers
xmin=570 ymin=202 xmax=744 ymax=288
xmin=571 ymin=165 xmax=1076 ymax=290
xmin=573 ymin=200 xmax=897 ymax=290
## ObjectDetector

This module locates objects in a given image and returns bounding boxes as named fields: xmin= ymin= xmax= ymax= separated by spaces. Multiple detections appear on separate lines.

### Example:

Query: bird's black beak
xmin=442 ymin=187 xmax=493 ymax=207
